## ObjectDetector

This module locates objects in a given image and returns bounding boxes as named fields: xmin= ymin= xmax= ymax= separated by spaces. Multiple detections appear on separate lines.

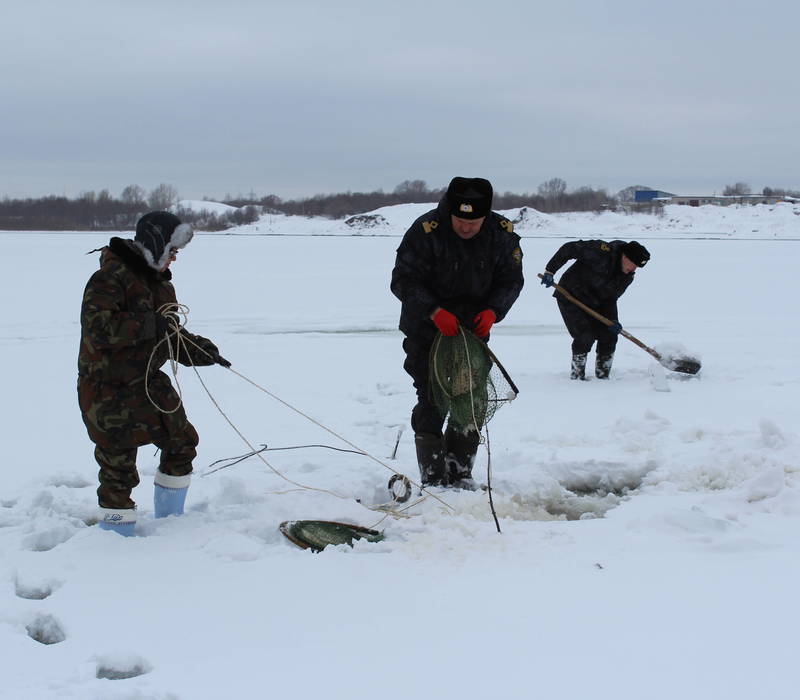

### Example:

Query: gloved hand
xmin=431 ymin=308 xmax=459 ymax=336
xmin=194 ymin=337 xmax=231 ymax=367
xmin=473 ymin=309 xmax=496 ymax=338
xmin=609 ymin=321 xmax=622 ymax=335
xmin=214 ymin=354 xmax=232 ymax=368
xmin=192 ymin=336 xmax=223 ymax=366
xmin=154 ymin=311 xmax=181 ymax=338
xmin=540 ymin=271 xmax=554 ymax=287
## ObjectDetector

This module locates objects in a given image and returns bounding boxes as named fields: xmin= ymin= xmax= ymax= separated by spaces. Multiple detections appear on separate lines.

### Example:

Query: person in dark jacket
xmin=540 ymin=239 xmax=650 ymax=380
xmin=78 ymin=211 xmax=230 ymax=535
xmin=391 ymin=177 xmax=524 ymax=487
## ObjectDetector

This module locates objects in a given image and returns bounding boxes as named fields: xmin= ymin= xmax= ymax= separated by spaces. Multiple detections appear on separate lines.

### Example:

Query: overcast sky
xmin=3 ymin=0 xmax=798 ymax=201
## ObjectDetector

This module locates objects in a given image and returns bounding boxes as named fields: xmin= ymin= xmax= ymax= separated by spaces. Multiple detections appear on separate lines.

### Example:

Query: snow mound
xmin=345 ymin=213 xmax=389 ymax=230
xmin=175 ymin=199 xmax=238 ymax=216
xmin=504 ymin=206 xmax=561 ymax=232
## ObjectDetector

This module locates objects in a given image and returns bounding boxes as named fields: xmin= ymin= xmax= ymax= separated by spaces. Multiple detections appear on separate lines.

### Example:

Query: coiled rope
xmin=145 ymin=303 xmax=454 ymax=518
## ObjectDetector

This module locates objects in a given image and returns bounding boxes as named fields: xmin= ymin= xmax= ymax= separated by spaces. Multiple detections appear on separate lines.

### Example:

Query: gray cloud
xmin=2 ymin=0 xmax=798 ymax=200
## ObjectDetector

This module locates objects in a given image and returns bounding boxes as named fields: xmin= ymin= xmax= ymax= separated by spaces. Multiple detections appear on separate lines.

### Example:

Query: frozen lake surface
xmin=1 ymin=224 xmax=798 ymax=699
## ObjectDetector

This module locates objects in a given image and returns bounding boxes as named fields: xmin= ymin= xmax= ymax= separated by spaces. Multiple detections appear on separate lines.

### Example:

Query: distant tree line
xmin=722 ymin=182 xmax=800 ymax=198
xmin=0 ymin=178 xmax=619 ymax=229
xmin=0 ymin=183 xmax=259 ymax=231
xmin=228 ymin=177 xmax=617 ymax=219
xmin=1 ymin=179 xmax=796 ymax=230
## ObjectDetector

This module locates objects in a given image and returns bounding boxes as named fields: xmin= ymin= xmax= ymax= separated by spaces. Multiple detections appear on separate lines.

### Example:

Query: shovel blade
xmin=662 ymin=356 xmax=701 ymax=375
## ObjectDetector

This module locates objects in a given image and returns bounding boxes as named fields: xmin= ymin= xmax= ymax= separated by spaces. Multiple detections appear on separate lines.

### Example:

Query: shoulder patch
xmin=422 ymin=220 xmax=439 ymax=234
xmin=511 ymin=246 xmax=522 ymax=265
xmin=600 ymin=242 xmax=611 ymax=252
xmin=500 ymin=219 xmax=514 ymax=233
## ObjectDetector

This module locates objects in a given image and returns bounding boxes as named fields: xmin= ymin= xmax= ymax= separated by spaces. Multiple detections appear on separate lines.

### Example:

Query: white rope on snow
xmin=144 ymin=304 xmax=454 ymax=518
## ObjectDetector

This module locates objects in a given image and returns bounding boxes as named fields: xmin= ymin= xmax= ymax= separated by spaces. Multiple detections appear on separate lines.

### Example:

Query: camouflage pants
xmin=78 ymin=371 xmax=199 ymax=509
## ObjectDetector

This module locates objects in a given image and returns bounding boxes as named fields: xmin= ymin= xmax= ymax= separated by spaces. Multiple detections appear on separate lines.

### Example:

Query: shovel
xmin=538 ymin=274 xmax=701 ymax=375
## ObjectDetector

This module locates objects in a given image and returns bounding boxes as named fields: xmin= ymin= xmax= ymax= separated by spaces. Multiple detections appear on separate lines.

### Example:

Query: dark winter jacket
xmin=545 ymin=239 xmax=635 ymax=312
xmin=391 ymin=197 xmax=524 ymax=339
xmin=78 ymin=237 xmax=217 ymax=385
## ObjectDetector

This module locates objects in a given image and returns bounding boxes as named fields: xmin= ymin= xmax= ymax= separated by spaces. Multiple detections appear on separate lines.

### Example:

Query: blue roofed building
xmin=634 ymin=189 xmax=675 ymax=202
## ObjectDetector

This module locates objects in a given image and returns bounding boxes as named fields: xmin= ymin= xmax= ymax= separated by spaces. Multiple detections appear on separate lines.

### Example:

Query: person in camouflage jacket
xmin=540 ymin=239 xmax=650 ymax=380
xmin=391 ymin=177 xmax=524 ymax=487
xmin=78 ymin=211 xmax=229 ymax=534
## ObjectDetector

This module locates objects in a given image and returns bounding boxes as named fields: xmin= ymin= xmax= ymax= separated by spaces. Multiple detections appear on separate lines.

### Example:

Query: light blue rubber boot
xmin=154 ymin=470 xmax=191 ymax=518
xmin=98 ymin=507 xmax=137 ymax=536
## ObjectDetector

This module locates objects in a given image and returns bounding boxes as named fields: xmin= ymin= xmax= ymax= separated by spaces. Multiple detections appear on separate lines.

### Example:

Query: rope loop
xmin=142 ymin=303 xmax=454 ymax=519
xmin=144 ymin=302 xmax=191 ymax=414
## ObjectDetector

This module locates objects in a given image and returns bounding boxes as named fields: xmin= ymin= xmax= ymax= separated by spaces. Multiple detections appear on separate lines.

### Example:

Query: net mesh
xmin=429 ymin=330 xmax=516 ymax=433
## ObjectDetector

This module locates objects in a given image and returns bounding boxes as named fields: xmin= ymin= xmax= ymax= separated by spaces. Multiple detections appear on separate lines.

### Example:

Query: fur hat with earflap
xmin=133 ymin=211 xmax=194 ymax=270
xmin=621 ymin=240 xmax=651 ymax=267
xmin=446 ymin=177 xmax=493 ymax=220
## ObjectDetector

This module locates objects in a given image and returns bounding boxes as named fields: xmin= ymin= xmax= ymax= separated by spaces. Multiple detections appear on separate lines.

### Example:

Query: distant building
xmin=669 ymin=194 xmax=793 ymax=206
xmin=634 ymin=189 xmax=675 ymax=202
xmin=634 ymin=190 xmax=797 ymax=207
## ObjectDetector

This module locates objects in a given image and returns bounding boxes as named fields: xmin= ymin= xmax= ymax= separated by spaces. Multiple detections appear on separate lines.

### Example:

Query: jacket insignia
xmin=500 ymin=219 xmax=514 ymax=233
xmin=512 ymin=247 xmax=522 ymax=264
xmin=600 ymin=243 xmax=611 ymax=252
xmin=422 ymin=220 xmax=439 ymax=233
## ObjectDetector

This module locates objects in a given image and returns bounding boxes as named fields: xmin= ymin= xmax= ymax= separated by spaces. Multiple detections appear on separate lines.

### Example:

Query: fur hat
xmin=446 ymin=177 xmax=493 ymax=219
xmin=133 ymin=211 xmax=193 ymax=270
xmin=622 ymin=240 xmax=650 ymax=267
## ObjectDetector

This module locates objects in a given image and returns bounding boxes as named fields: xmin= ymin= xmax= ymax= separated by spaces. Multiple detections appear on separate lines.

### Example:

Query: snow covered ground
xmin=230 ymin=200 xmax=800 ymax=239
xmin=1 ymin=205 xmax=798 ymax=699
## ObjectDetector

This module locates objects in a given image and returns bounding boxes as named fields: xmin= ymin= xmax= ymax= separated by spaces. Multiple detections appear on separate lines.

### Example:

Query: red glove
xmin=473 ymin=309 xmax=496 ymax=338
xmin=432 ymin=308 xmax=459 ymax=336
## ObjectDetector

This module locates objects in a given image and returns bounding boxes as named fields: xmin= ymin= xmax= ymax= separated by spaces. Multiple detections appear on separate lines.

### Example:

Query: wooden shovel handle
xmin=537 ymin=273 xmax=663 ymax=362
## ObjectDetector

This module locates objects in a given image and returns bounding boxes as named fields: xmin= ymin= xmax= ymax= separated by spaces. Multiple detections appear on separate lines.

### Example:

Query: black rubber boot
xmin=444 ymin=426 xmax=480 ymax=488
xmin=570 ymin=353 xmax=588 ymax=380
xmin=415 ymin=432 xmax=446 ymax=486
xmin=595 ymin=352 xmax=614 ymax=379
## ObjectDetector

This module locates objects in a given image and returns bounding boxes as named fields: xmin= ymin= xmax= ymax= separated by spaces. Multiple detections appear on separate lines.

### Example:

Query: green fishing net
xmin=429 ymin=330 xmax=517 ymax=433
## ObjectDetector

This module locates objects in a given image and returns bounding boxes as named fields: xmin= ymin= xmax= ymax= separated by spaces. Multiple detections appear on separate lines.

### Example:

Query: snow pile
xmin=509 ymin=206 xmax=563 ymax=232
xmin=499 ymin=201 xmax=800 ymax=239
xmin=175 ymin=199 xmax=239 ymax=216
xmin=344 ymin=213 xmax=390 ymax=231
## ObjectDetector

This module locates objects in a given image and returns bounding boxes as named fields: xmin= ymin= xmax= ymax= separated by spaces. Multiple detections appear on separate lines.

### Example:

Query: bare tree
xmin=570 ymin=186 xmax=612 ymax=212
xmin=722 ymin=182 xmax=750 ymax=196
xmin=538 ymin=177 xmax=567 ymax=200
xmin=148 ymin=183 xmax=179 ymax=210
xmin=761 ymin=186 xmax=800 ymax=197
xmin=259 ymin=194 xmax=282 ymax=212
xmin=393 ymin=179 xmax=429 ymax=201
xmin=120 ymin=184 xmax=146 ymax=207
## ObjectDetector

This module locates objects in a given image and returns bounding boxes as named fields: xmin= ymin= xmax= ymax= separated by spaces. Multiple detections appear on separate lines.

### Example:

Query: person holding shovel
xmin=540 ymin=239 xmax=650 ymax=380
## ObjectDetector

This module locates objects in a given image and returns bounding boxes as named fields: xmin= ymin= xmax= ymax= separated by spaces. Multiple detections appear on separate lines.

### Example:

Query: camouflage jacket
xmin=546 ymin=239 xmax=635 ymax=308
xmin=78 ymin=237 xmax=216 ymax=385
xmin=390 ymin=197 xmax=524 ymax=339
